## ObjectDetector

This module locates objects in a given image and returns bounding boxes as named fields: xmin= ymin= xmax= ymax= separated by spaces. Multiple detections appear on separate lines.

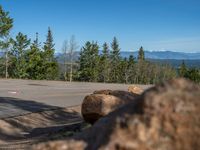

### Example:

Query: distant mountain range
xmin=55 ymin=50 xmax=200 ymax=60
xmin=120 ymin=51 xmax=200 ymax=60
xmin=1 ymin=50 xmax=200 ymax=60
xmin=55 ymin=50 xmax=200 ymax=68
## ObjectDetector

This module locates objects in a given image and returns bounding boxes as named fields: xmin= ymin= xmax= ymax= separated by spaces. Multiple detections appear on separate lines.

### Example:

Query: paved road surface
xmin=0 ymin=79 xmax=150 ymax=119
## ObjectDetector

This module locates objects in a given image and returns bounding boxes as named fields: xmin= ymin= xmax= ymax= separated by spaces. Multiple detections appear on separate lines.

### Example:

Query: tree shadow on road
xmin=0 ymin=96 xmax=83 ymax=144
xmin=0 ymin=97 xmax=61 ymax=119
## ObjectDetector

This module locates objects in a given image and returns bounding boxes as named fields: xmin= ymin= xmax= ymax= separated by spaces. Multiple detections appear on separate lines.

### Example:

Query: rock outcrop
xmin=81 ymin=90 xmax=139 ymax=124
xmin=33 ymin=78 xmax=200 ymax=150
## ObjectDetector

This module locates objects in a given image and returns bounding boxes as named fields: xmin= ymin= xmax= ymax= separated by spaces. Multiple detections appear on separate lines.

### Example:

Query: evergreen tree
xmin=43 ymin=27 xmax=58 ymax=80
xmin=43 ymin=27 xmax=54 ymax=61
xmin=26 ymin=33 xmax=44 ymax=79
xmin=0 ymin=5 xmax=13 ymax=38
xmin=138 ymin=46 xmax=145 ymax=61
xmin=0 ymin=5 xmax=13 ymax=78
xmin=118 ymin=58 xmax=129 ymax=83
xmin=78 ymin=41 xmax=99 ymax=82
xmin=9 ymin=32 xmax=31 ymax=78
xmin=110 ymin=37 xmax=121 ymax=82
xmin=135 ymin=46 xmax=146 ymax=83
xmin=99 ymin=42 xmax=110 ymax=82
xmin=127 ymin=54 xmax=135 ymax=83
xmin=185 ymin=68 xmax=200 ymax=83
xmin=179 ymin=60 xmax=187 ymax=77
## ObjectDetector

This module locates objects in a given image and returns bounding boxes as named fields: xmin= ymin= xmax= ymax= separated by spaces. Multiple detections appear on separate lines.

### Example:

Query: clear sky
xmin=1 ymin=0 xmax=200 ymax=52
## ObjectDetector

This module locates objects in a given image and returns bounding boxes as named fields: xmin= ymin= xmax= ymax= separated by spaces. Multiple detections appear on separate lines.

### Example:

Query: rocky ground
xmin=33 ymin=78 xmax=200 ymax=150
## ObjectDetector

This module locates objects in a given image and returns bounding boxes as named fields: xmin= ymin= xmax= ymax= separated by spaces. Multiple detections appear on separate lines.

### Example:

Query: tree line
xmin=76 ymin=39 xmax=177 ymax=84
xmin=0 ymin=5 xmax=200 ymax=84
xmin=178 ymin=60 xmax=200 ymax=83
xmin=0 ymin=29 xmax=58 ymax=80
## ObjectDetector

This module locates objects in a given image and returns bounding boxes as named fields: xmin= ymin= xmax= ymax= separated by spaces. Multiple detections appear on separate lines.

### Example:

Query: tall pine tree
xmin=99 ymin=42 xmax=110 ymax=82
xmin=43 ymin=27 xmax=58 ymax=80
xmin=43 ymin=27 xmax=55 ymax=61
xmin=9 ymin=32 xmax=31 ymax=78
xmin=78 ymin=41 xmax=99 ymax=82
xmin=110 ymin=37 xmax=121 ymax=82
xmin=26 ymin=33 xmax=44 ymax=79
xmin=138 ymin=46 xmax=145 ymax=61
xmin=127 ymin=54 xmax=135 ymax=83
xmin=179 ymin=60 xmax=187 ymax=77
xmin=0 ymin=5 xmax=13 ymax=78
xmin=0 ymin=5 xmax=13 ymax=38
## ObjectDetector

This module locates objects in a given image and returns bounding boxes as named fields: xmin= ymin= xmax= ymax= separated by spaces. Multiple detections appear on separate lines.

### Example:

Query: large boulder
xmin=81 ymin=90 xmax=139 ymax=124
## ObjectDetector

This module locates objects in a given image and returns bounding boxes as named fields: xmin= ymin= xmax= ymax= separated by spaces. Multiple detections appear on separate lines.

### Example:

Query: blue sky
xmin=1 ymin=0 xmax=200 ymax=52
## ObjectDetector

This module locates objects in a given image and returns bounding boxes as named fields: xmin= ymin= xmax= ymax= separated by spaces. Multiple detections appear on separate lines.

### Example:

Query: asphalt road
xmin=0 ymin=79 xmax=150 ymax=119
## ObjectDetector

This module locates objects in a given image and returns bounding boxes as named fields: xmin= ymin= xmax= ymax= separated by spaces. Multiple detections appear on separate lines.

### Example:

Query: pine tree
xmin=43 ymin=27 xmax=55 ymax=61
xmin=138 ymin=46 xmax=145 ymax=61
xmin=127 ymin=54 xmax=135 ymax=83
xmin=179 ymin=60 xmax=187 ymax=77
xmin=99 ymin=42 xmax=110 ymax=82
xmin=118 ymin=58 xmax=129 ymax=83
xmin=26 ymin=33 xmax=44 ymax=79
xmin=43 ymin=27 xmax=58 ymax=80
xmin=110 ymin=37 xmax=121 ymax=82
xmin=0 ymin=5 xmax=13 ymax=78
xmin=9 ymin=32 xmax=31 ymax=78
xmin=185 ymin=68 xmax=200 ymax=83
xmin=136 ymin=46 xmax=146 ymax=83
xmin=0 ymin=5 xmax=13 ymax=38
xmin=78 ymin=41 xmax=99 ymax=82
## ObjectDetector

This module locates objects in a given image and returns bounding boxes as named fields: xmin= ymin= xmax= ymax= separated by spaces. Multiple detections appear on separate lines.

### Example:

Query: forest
xmin=0 ymin=5 xmax=200 ymax=84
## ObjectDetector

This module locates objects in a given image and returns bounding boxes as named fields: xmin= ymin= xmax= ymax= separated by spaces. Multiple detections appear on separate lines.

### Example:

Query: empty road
xmin=0 ymin=79 xmax=150 ymax=119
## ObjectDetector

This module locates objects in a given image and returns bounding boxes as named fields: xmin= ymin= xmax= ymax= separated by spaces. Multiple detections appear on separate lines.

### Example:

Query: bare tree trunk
xmin=62 ymin=40 xmax=68 ymax=81
xmin=64 ymin=54 xmax=67 ymax=81
xmin=5 ymin=49 xmax=8 ymax=79
xmin=3 ymin=37 xmax=10 ymax=79
xmin=69 ymin=35 xmax=78 ymax=82
xmin=70 ymin=57 xmax=73 ymax=82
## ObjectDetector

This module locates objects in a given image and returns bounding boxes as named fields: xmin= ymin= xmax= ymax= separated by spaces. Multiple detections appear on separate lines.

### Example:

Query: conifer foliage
xmin=0 ymin=5 xmax=13 ymax=38
xmin=43 ymin=27 xmax=58 ymax=80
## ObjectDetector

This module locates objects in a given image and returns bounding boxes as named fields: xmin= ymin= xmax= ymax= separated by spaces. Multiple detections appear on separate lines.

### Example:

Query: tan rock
xmin=128 ymin=85 xmax=143 ymax=94
xmin=81 ymin=90 xmax=138 ymax=124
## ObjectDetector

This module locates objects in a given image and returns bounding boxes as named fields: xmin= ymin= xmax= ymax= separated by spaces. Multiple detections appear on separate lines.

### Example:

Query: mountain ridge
xmin=55 ymin=50 xmax=200 ymax=60
xmin=120 ymin=50 xmax=200 ymax=60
